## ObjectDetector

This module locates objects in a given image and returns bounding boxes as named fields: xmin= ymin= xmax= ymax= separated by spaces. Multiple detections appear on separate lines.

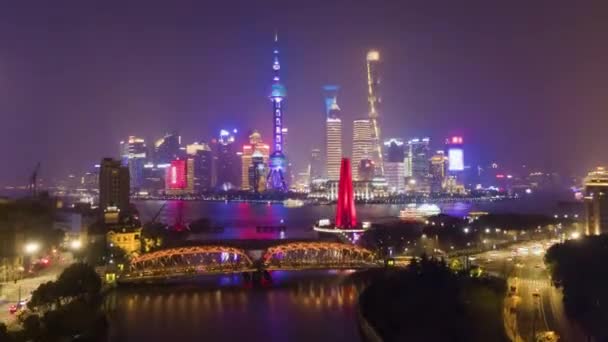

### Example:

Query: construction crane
xmin=29 ymin=162 xmax=41 ymax=197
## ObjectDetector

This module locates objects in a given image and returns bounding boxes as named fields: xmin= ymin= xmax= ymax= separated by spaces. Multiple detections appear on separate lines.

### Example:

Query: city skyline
xmin=1 ymin=2 xmax=608 ymax=185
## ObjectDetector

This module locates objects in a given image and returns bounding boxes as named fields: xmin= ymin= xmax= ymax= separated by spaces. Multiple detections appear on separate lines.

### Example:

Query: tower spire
xmin=266 ymin=32 xmax=288 ymax=192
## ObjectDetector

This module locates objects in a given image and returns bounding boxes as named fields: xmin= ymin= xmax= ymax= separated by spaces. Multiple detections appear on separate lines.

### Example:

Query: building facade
xmin=326 ymin=101 xmax=342 ymax=181
xmin=366 ymin=50 xmax=384 ymax=176
xmin=214 ymin=129 xmax=240 ymax=190
xmin=241 ymin=131 xmax=270 ymax=191
xmin=99 ymin=158 xmax=130 ymax=212
xmin=154 ymin=132 xmax=181 ymax=165
xmin=584 ymin=167 xmax=608 ymax=235
xmin=120 ymin=136 xmax=147 ymax=191
xmin=408 ymin=138 xmax=431 ymax=181
xmin=309 ymin=148 xmax=323 ymax=183
xmin=352 ymin=119 xmax=373 ymax=180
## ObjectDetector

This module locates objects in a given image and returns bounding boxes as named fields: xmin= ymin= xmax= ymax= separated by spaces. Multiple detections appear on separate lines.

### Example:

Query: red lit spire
xmin=335 ymin=158 xmax=357 ymax=228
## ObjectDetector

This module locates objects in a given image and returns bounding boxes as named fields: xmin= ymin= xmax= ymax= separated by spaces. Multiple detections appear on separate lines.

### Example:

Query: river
xmin=105 ymin=270 xmax=369 ymax=342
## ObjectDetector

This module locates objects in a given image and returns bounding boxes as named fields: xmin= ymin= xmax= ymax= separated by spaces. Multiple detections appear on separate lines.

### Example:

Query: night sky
xmin=0 ymin=1 xmax=607 ymax=185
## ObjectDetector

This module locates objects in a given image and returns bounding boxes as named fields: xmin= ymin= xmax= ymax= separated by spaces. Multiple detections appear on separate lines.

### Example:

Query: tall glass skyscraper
xmin=383 ymin=138 xmax=405 ymax=193
xmin=352 ymin=119 xmax=373 ymax=180
xmin=120 ymin=136 xmax=146 ymax=191
xmin=326 ymin=100 xmax=342 ymax=181
xmin=408 ymin=138 xmax=431 ymax=180
xmin=366 ymin=50 xmax=384 ymax=176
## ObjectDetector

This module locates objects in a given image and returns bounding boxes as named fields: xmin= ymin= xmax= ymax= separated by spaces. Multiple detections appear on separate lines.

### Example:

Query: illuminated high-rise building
xmin=241 ymin=131 xmax=270 ymax=191
xmin=358 ymin=159 xmax=375 ymax=181
xmin=248 ymin=151 xmax=267 ymax=193
xmin=326 ymin=100 xmax=342 ymax=181
xmin=266 ymin=33 xmax=288 ymax=191
xmin=352 ymin=119 xmax=373 ymax=180
xmin=309 ymin=148 xmax=323 ymax=182
xmin=366 ymin=50 xmax=384 ymax=176
xmin=408 ymin=138 xmax=431 ymax=180
xmin=214 ymin=129 xmax=240 ymax=190
xmin=584 ymin=167 xmax=608 ymax=236
xmin=322 ymin=85 xmax=340 ymax=116
xmin=154 ymin=132 xmax=182 ymax=165
xmin=187 ymin=142 xmax=213 ymax=193
xmin=99 ymin=158 xmax=130 ymax=212
xmin=430 ymin=151 xmax=447 ymax=194
xmin=383 ymin=138 xmax=405 ymax=193
xmin=120 ymin=136 xmax=147 ymax=191
xmin=165 ymin=158 xmax=195 ymax=195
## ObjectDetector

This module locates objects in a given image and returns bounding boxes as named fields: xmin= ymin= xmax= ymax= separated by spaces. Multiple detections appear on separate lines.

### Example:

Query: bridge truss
xmin=263 ymin=242 xmax=376 ymax=270
xmin=125 ymin=246 xmax=254 ymax=280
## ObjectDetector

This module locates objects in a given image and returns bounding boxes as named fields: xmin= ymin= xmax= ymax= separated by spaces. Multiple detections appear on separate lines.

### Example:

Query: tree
xmin=545 ymin=235 xmax=608 ymax=340
xmin=56 ymin=263 xmax=102 ymax=300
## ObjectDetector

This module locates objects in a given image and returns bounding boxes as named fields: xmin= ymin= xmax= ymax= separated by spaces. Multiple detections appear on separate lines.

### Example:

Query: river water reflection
xmin=106 ymin=270 xmax=369 ymax=342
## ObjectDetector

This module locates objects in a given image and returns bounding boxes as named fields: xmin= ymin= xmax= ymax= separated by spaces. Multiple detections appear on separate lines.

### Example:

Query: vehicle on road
xmin=8 ymin=297 xmax=29 ymax=314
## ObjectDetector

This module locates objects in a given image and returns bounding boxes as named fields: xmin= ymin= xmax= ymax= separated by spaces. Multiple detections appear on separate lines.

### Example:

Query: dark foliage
xmin=545 ymin=235 xmax=608 ymax=340
xmin=17 ymin=263 xmax=106 ymax=341
xmin=360 ymin=257 xmax=507 ymax=342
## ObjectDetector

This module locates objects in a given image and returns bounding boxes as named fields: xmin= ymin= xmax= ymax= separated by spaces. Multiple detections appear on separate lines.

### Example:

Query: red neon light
xmin=496 ymin=174 xmax=505 ymax=179
xmin=166 ymin=159 xmax=187 ymax=189
xmin=335 ymin=158 xmax=357 ymax=228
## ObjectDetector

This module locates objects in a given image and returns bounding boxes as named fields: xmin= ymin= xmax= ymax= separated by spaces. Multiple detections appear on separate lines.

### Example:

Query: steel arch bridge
xmin=263 ymin=242 xmax=377 ymax=270
xmin=123 ymin=246 xmax=255 ymax=281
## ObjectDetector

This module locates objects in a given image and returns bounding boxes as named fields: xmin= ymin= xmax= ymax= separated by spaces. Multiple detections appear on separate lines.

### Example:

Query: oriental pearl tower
xmin=266 ymin=32 xmax=288 ymax=192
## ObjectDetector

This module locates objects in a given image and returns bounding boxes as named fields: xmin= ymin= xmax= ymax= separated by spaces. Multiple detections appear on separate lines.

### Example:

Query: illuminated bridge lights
xmin=127 ymin=246 xmax=254 ymax=278
xmin=124 ymin=242 xmax=377 ymax=281
xmin=263 ymin=242 xmax=376 ymax=269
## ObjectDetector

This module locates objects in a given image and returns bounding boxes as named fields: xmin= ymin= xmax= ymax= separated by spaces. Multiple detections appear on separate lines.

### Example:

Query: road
xmin=0 ymin=255 xmax=70 ymax=326
xmin=473 ymin=241 xmax=588 ymax=342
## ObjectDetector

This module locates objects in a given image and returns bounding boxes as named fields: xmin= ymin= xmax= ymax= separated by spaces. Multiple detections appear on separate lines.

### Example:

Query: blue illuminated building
xmin=322 ymin=85 xmax=340 ymax=116
xmin=266 ymin=33 xmax=288 ymax=192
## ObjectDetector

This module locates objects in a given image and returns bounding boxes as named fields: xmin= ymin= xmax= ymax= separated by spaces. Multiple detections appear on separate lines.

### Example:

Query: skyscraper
xmin=266 ymin=33 xmax=288 ymax=192
xmin=408 ymin=138 xmax=431 ymax=180
xmin=187 ymin=142 xmax=213 ymax=193
xmin=584 ymin=167 xmax=608 ymax=236
xmin=326 ymin=100 xmax=342 ymax=181
xmin=383 ymin=138 xmax=405 ymax=193
xmin=120 ymin=136 xmax=147 ymax=191
xmin=165 ymin=158 xmax=195 ymax=195
xmin=99 ymin=158 xmax=130 ymax=212
xmin=366 ymin=50 xmax=384 ymax=176
xmin=352 ymin=119 xmax=373 ymax=180
xmin=430 ymin=151 xmax=447 ymax=194
xmin=154 ymin=132 xmax=182 ymax=165
xmin=322 ymin=85 xmax=340 ymax=116
xmin=249 ymin=151 xmax=267 ymax=193
xmin=214 ymin=129 xmax=240 ymax=190
xmin=309 ymin=148 xmax=323 ymax=182
xmin=241 ymin=131 xmax=270 ymax=191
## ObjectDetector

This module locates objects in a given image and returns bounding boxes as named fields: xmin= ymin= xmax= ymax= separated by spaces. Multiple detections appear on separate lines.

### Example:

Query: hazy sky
xmin=0 ymin=1 xmax=607 ymax=185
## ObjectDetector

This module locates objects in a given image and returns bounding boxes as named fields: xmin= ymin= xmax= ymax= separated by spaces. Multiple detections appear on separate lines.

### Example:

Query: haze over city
xmin=1 ymin=1 xmax=607 ymax=185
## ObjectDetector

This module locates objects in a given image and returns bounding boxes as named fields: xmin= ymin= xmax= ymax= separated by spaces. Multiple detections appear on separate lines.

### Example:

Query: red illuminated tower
xmin=335 ymin=158 xmax=357 ymax=228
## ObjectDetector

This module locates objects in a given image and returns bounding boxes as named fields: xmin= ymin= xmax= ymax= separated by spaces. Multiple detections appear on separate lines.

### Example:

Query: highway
xmin=474 ymin=240 xmax=587 ymax=342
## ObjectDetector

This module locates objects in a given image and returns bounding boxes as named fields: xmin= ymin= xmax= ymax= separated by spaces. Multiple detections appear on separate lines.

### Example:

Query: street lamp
xmin=24 ymin=242 xmax=40 ymax=254
xmin=70 ymin=240 xmax=82 ymax=250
